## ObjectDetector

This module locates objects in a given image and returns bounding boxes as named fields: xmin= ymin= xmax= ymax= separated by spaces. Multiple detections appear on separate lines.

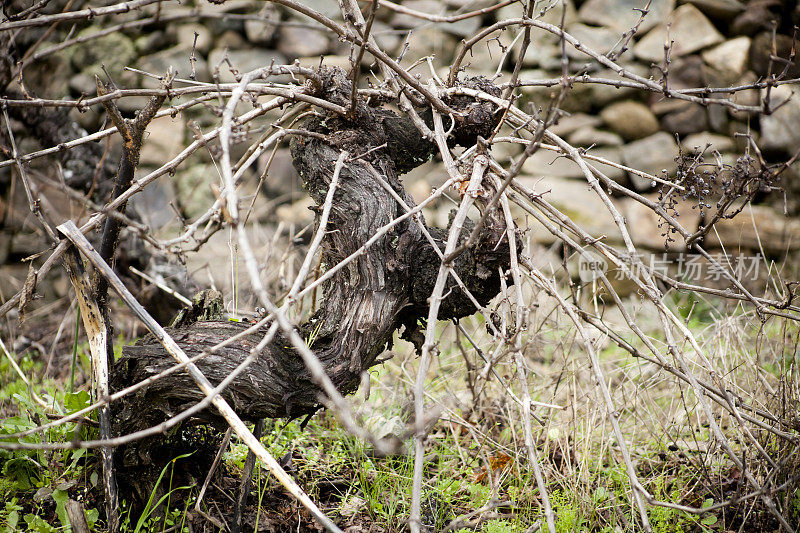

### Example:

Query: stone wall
xmin=37 ymin=0 xmax=800 ymax=260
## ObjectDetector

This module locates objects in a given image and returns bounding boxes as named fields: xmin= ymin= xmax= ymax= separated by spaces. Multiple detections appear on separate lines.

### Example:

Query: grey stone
xmin=549 ymin=113 xmax=603 ymax=137
xmin=578 ymin=0 xmax=674 ymax=33
xmin=176 ymin=24 xmax=213 ymax=55
xmin=391 ymin=1 xmax=480 ymax=36
xmin=277 ymin=26 xmax=330 ymax=58
xmin=284 ymin=0 xmax=341 ymax=20
xmin=68 ymin=29 xmax=137 ymax=73
xmin=702 ymin=37 xmax=750 ymax=80
xmin=207 ymin=48 xmax=288 ymax=83
xmin=568 ymin=128 xmax=624 ymax=147
xmin=276 ymin=197 xmax=315 ymax=226
xmin=565 ymin=23 xmax=622 ymax=59
xmin=680 ymin=132 xmax=734 ymax=154
xmin=705 ymin=205 xmax=800 ymax=253
xmin=600 ymin=101 xmax=660 ymax=141
xmin=458 ymin=30 xmax=516 ymax=77
xmin=750 ymin=32 xmax=800 ymax=78
xmin=216 ymin=30 xmax=247 ymax=50
xmin=174 ymin=164 xmax=218 ymax=219
xmin=760 ymin=84 xmax=800 ymax=155
xmin=244 ymin=5 xmax=281 ymax=45
xmin=514 ymin=40 xmax=562 ymax=69
xmin=139 ymin=115 xmax=185 ymax=167
xmin=660 ymin=104 xmax=708 ymax=135
xmin=584 ymin=147 xmax=627 ymax=183
xmin=397 ymin=27 xmax=457 ymax=68
xmin=370 ymin=21 xmax=403 ymax=55
xmin=522 ymin=149 xmax=586 ymax=179
xmin=498 ymin=0 xmax=578 ymax=28
xmin=585 ymin=63 xmax=650 ymax=105
xmin=728 ymin=71 xmax=760 ymax=120
xmin=139 ymin=46 xmax=210 ymax=83
xmin=513 ymin=176 xmax=621 ymax=244
xmin=521 ymin=147 xmax=624 ymax=182
xmin=633 ymin=5 xmax=724 ymax=62
xmin=259 ymin=148 xmax=303 ymax=200
xmin=130 ymin=179 xmax=176 ymax=231
xmin=295 ymin=55 xmax=352 ymax=71
xmin=685 ymin=0 xmax=745 ymax=20
xmin=621 ymin=132 xmax=680 ymax=190
xmin=68 ymin=73 xmax=97 ymax=95
xmin=623 ymin=194 xmax=701 ymax=251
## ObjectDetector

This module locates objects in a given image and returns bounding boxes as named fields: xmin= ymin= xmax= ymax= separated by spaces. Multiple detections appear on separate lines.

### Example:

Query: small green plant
xmin=119 ymin=452 xmax=194 ymax=533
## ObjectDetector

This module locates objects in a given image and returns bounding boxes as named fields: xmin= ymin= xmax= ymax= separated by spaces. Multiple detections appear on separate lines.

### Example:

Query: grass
xmin=0 ymin=288 xmax=798 ymax=532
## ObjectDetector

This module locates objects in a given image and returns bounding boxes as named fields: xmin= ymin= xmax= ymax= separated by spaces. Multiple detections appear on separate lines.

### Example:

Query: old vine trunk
xmin=110 ymin=68 xmax=512 ymax=496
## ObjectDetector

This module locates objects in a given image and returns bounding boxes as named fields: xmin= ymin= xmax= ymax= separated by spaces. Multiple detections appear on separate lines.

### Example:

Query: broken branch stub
xmin=110 ymin=68 xmax=511 ymax=433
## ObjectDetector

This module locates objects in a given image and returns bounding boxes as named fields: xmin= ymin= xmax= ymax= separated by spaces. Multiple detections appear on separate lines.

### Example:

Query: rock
xmin=577 ymin=0 xmax=674 ymax=33
xmin=175 ymin=24 xmax=213 ymax=55
xmin=276 ymin=196 xmax=315 ymax=226
xmin=549 ymin=113 xmax=603 ymax=137
xmin=514 ymin=176 xmax=622 ymax=244
xmin=295 ymin=55 xmax=352 ymax=71
xmin=130 ymin=180 xmax=176 ymax=231
xmin=759 ymin=84 xmax=800 ymax=155
xmin=276 ymin=26 xmax=329 ymax=58
xmin=750 ymin=32 xmax=800 ymax=78
xmin=623 ymin=194 xmax=701 ymax=251
xmin=521 ymin=147 xmax=625 ymax=182
xmin=564 ymin=23 xmax=621 ymax=59
xmin=585 ymin=147 xmax=627 ymax=183
xmin=390 ymin=0 xmax=438 ymax=27
xmin=207 ymin=48 xmax=288 ymax=83
xmin=259 ymin=148 xmax=303 ymax=200
xmin=69 ymin=29 xmax=137 ymax=73
xmin=704 ymin=205 xmax=800 ymax=253
xmin=663 ymin=55 xmax=705 ymax=90
xmin=68 ymin=73 xmax=97 ymax=95
xmin=520 ymin=79 xmax=594 ymax=114
xmin=499 ymin=0 xmax=578 ymax=28
xmin=139 ymin=46 xmax=210 ymax=83
xmin=174 ymin=164 xmax=217 ymax=219
xmin=685 ymin=0 xmax=745 ymax=19
xmin=514 ymin=40 xmax=562 ymax=69
xmin=701 ymin=37 xmax=751 ymax=80
xmin=369 ymin=21 xmax=403 ymax=55
xmin=284 ymin=0 xmax=341 ymax=20
xmin=680 ymin=132 xmax=735 ymax=154
xmin=728 ymin=71 xmax=760 ymax=119
xmin=398 ymin=26 xmax=458 ymax=68
xmin=585 ymin=64 xmax=650 ymax=105
xmin=633 ymin=5 xmax=724 ymax=62
xmin=522 ymin=149 xmax=585 ymax=179
xmin=216 ymin=30 xmax=247 ymax=50
xmin=134 ymin=30 xmax=173 ymax=54
xmin=706 ymin=98 xmax=729 ymax=133
xmin=730 ymin=0 xmax=781 ymax=35
xmin=244 ymin=5 xmax=281 ymax=45
xmin=567 ymin=128 xmax=624 ymax=147
xmin=457 ymin=29 xmax=515 ymax=77
xmin=390 ymin=0 xmax=480 ymax=36
xmin=600 ymin=101 xmax=660 ymax=141
xmin=621 ymin=132 xmax=680 ymax=190
xmin=139 ymin=115 xmax=184 ymax=167
xmin=660 ymin=104 xmax=708 ymax=135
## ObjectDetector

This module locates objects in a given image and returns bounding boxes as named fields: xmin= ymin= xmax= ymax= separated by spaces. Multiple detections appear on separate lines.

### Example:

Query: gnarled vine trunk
xmin=109 ymin=68 xmax=512 ymax=499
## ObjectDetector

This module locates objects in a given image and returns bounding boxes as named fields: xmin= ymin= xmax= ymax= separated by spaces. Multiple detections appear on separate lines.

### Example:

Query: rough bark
xmin=110 ymin=68 xmax=511 ymax=443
